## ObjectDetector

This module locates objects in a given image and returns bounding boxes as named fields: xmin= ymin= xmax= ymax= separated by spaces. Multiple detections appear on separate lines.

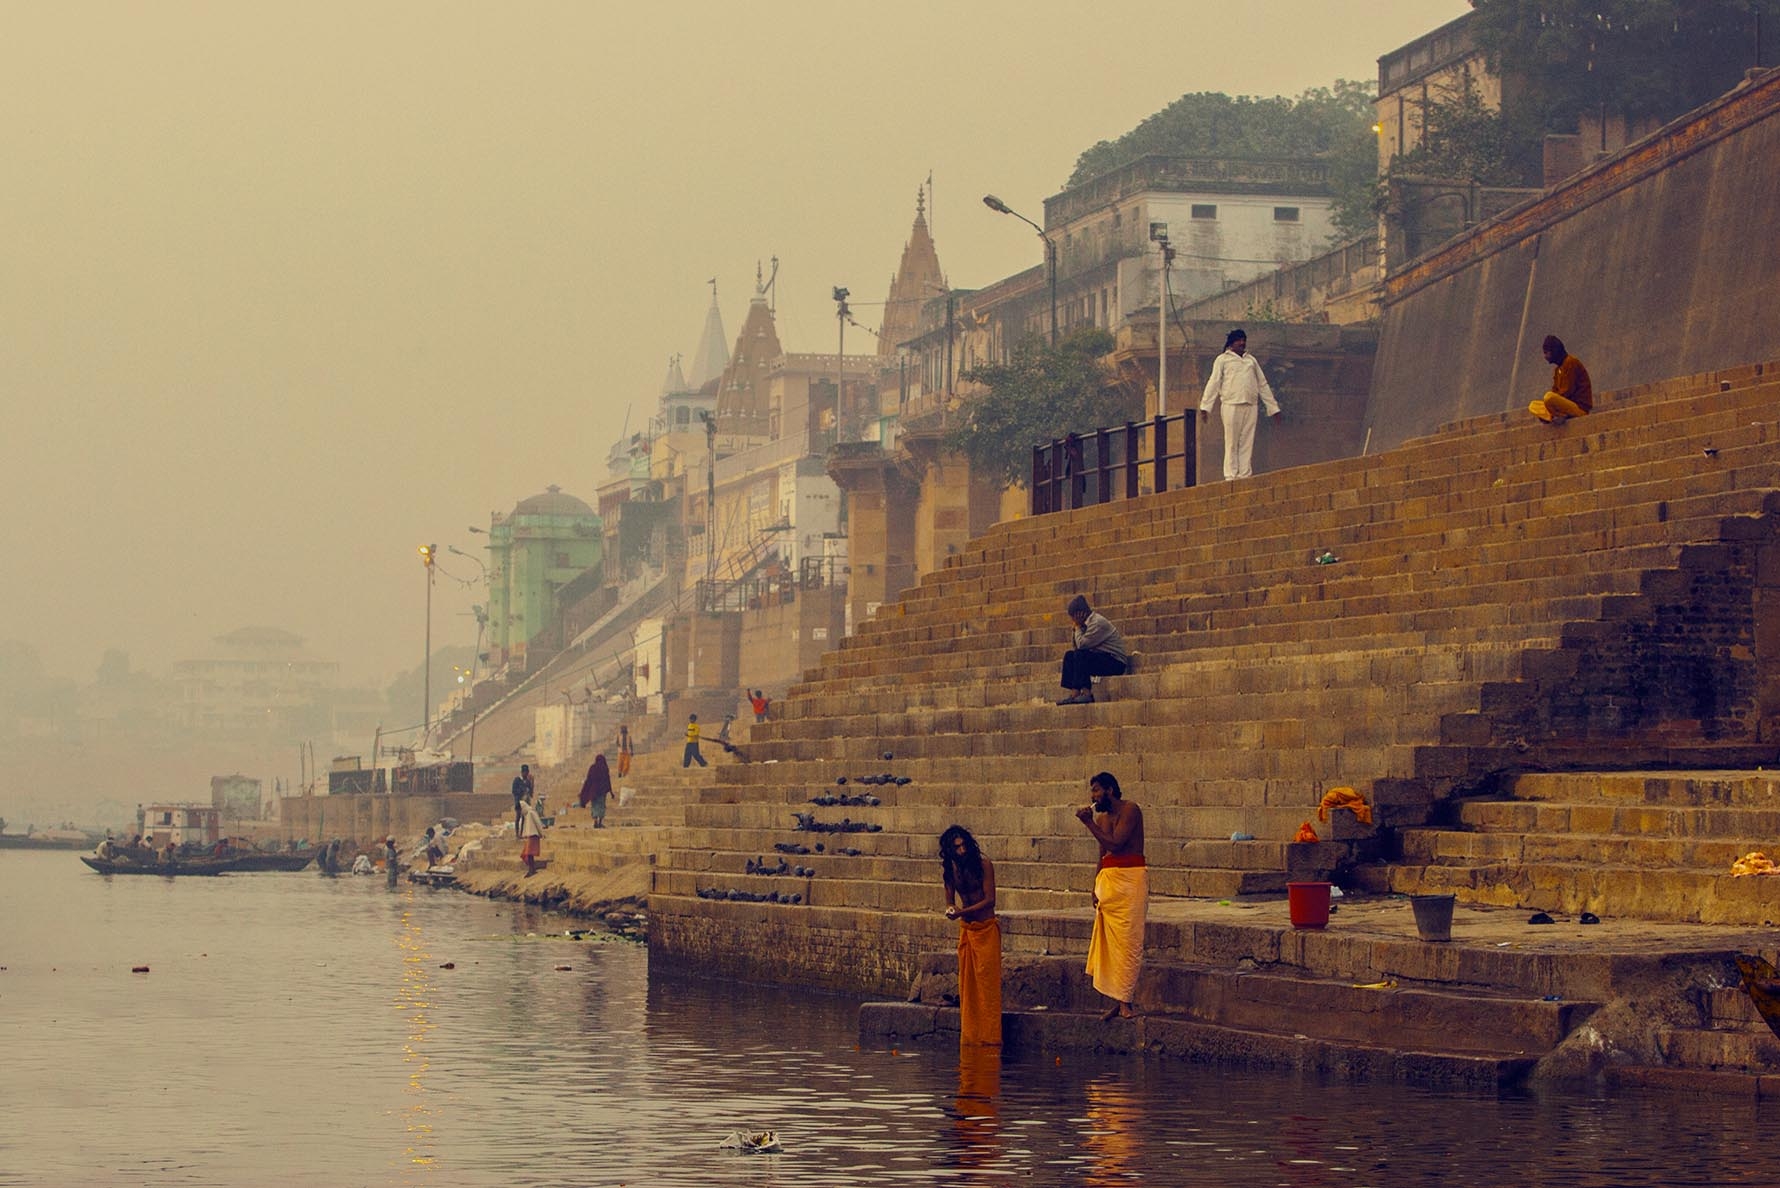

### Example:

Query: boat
xmin=80 ymin=854 xmax=240 ymax=876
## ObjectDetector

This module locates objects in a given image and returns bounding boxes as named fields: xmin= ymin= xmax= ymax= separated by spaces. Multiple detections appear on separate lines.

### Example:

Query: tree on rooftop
xmin=1066 ymin=81 xmax=1380 ymax=242
xmin=943 ymin=327 xmax=1140 ymax=488
xmin=1388 ymin=74 xmax=1540 ymax=186
xmin=1471 ymin=0 xmax=1766 ymax=132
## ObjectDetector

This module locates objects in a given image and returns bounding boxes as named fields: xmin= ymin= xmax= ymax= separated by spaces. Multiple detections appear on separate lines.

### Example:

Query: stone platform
xmin=861 ymin=895 xmax=1780 ymax=1092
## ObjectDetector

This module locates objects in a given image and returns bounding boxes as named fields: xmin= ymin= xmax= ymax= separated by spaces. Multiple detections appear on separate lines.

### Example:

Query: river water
xmin=0 ymin=849 xmax=1770 ymax=1187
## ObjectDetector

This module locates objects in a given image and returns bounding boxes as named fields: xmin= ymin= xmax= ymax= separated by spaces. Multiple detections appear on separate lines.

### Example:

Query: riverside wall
xmin=1367 ymin=67 xmax=1780 ymax=453
xmin=275 ymin=792 xmax=512 ymax=846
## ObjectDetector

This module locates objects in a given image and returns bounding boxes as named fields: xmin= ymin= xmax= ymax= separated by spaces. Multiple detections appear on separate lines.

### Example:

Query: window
xmin=675 ymin=407 xmax=690 ymax=426
xmin=1274 ymin=206 xmax=1301 ymax=222
xmin=1191 ymin=204 xmax=1217 ymax=220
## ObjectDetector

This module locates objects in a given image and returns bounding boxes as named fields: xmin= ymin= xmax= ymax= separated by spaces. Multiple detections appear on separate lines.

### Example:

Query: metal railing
xmin=696 ymin=556 xmax=846 ymax=614
xmin=1030 ymin=412 xmax=1197 ymax=516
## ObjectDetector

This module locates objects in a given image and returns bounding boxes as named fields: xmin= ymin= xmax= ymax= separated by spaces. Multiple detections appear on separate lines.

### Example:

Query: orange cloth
xmin=1086 ymin=864 xmax=1148 ymax=1004
xmin=1317 ymin=787 xmax=1372 ymax=826
xmin=957 ymin=917 xmax=1002 ymax=1047
xmin=1731 ymin=851 xmax=1778 ymax=877
xmin=1294 ymin=822 xmax=1319 ymax=843
xmin=520 ymin=836 xmax=541 ymax=860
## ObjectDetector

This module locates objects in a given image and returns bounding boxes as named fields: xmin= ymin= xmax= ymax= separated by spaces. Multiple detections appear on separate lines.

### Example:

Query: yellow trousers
xmin=1529 ymin=391 xmax=1588 ymax=422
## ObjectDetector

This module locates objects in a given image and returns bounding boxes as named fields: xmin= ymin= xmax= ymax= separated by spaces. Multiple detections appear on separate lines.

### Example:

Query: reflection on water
xmin=393 ymin=901 xmax=435 ymax=1178
xmin=0 ymin=848 xmax=1773 ymax=1186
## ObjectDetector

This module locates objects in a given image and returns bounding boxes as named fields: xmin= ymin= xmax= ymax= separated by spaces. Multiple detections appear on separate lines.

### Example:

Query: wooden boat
xmin=80 ymin=854 xmax=238 ymax=876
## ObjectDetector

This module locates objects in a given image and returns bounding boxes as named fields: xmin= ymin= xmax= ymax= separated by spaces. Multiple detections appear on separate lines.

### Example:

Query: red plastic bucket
xmin=1287 ymin=881 xmax=1332 ymax=930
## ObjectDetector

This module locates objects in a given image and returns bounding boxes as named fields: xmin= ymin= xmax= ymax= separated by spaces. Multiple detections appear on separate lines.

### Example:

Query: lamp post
xmin=418 ymin=543 xmax=435 ymax=746
xmin=1149 ymin=222 xmax=1176 ymax=415
xmin=983 ymin=194 xmax=1057 ymax=345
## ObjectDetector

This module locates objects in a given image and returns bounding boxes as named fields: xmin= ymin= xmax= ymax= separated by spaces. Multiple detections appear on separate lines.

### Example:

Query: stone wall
xmin=649 ymin=902 xmax=947 ymax=996
xmin=275 ymin=792 xmax=513 ymax=846
xmin=1368 ymin=68 xmax=1780 ymax=453
xmin=736 ymin=585 xmax=846 ymax=691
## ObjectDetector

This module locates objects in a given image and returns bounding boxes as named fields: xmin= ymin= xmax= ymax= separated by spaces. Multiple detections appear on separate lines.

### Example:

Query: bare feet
xmin=1100 ymin=1002 xmax=1136 ymax=1021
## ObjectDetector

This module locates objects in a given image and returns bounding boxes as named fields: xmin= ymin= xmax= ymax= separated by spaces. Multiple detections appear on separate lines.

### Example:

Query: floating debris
xmin=719 ymin=1130 xmax=782 ymax=1154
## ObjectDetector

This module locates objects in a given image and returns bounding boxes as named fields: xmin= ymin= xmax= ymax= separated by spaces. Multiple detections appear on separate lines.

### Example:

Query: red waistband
xmin=1098 ymin=853 xmax=1146 ymax=870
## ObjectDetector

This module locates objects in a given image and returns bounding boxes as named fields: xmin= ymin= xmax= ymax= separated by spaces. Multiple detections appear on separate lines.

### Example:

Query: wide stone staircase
xmin=650 ymin=359 xmax=1780 ymax=1090
xmin=454 ymin=742 xmax=731 ymax=907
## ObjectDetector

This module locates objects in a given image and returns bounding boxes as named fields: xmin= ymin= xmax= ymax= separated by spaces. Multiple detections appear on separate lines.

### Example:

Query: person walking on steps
xmin=1199 ymin=327 xmax=1280 ymax=481
xmin=1058 ymin=594 xmax=1129 ymax=706
xmin=682 ymin=714 xmax=708 ymax=768
xmin=615 ymin=724 xmax=634 ymax=778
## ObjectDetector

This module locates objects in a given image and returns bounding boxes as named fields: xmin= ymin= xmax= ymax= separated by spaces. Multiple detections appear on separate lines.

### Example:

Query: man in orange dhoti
xmin=940 ymin=825 xmax=1001 ymax=1047
xmin=1078 ymin=772 xmax=1146 ymax=1020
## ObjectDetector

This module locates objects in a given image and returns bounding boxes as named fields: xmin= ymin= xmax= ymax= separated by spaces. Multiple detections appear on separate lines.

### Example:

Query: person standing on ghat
xmin=940 ymin=825 xmax=1001 ymax=1048
xmin=1199 ymin=327 xmax=1281 ymax=480
xmin=511 ymin=763 xmax=533 ymax=834
xmin=1077 ymin=772 xmax=1146 ymax=1021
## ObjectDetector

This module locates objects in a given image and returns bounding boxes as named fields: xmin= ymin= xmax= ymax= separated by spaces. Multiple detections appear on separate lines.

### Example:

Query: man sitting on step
xmin=1529 ymin=334 xmax=1593 ymax=423
xmin=1058 ymin=594 xmax=1129 ymax=706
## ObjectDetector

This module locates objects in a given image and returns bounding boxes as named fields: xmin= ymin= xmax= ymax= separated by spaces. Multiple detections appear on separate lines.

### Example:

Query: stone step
xmin=1385 ymin=861 xmax=1780 ymax=927
xmin=1513 ymin=771 xmax=1780 ymax=809
xmin=1400 ymin=827 xmax=1780 ymax=870
xmin=861 ymin=1002 xmax=1533 ymax=1091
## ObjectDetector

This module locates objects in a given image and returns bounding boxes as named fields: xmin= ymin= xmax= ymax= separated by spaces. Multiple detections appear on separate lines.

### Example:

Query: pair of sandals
xmin=1057 ymin=690 xmax=1095 ymax=705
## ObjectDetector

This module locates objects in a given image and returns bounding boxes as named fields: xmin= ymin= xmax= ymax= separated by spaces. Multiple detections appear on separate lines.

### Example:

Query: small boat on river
xmin=80 ymin=854 xmax=240 ymax=876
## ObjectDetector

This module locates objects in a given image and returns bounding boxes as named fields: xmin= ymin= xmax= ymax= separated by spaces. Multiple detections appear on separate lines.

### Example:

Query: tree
xmin=1472 ymin=0 xmax=1766 ymax=132
xmin=944 ymin=327 xmax=1140 ymax=487
xmin=1066 ymin=81 xmax=1380 ymax=242
xmin=1388 ymin=75 xmax=1541 ymax=186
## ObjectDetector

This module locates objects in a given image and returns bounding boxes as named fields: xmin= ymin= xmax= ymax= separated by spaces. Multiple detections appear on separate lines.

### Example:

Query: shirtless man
xmin=1076 ymin=772 xmax=1147 ymax=1020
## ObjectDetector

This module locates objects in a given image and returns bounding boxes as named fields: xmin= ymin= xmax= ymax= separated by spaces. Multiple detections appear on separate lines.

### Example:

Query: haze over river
xmin=0 ymin=850 xmax=1767 ymax=1186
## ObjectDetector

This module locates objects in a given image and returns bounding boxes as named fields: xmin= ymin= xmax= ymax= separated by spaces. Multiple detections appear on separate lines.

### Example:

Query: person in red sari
xmin=578 ymin=754 xmax=612 ymax=828
xmin=940 ymin=825 xmax=1001 ymax=1047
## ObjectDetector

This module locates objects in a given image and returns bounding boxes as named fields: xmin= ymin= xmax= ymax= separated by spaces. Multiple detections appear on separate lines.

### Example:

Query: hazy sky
xmin=1 ymin=0 xmax=1468 ymax=686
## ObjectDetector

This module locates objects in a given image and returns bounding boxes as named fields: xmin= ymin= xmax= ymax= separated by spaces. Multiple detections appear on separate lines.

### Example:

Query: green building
xmin=484 ymin=486 xmax=602 ymax=672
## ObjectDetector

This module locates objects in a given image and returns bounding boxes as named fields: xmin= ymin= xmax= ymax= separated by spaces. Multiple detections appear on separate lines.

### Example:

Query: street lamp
xmin=983 ymin=194 xmax=1057 ymax=345
xmin=418 ymin=543 xmax=435 ymax=746
xmin=446 ymin=543 xmax=486 ymax=577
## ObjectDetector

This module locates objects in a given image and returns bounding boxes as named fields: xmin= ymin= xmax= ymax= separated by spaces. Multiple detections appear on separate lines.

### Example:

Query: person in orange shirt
xmin=1529 ymin=335 xmax=1593 ymax=423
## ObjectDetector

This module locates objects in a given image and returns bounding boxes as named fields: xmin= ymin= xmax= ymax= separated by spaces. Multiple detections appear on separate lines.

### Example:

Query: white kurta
xmin=1200 ymin=349 xmax=1280 ymax=480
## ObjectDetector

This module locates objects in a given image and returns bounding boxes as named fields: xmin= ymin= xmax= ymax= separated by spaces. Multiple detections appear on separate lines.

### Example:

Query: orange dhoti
xmin=1086 ymin=859 xmax=1148 ymax=1004
xmin=957 ymin=917 xmax=1002 ymax=1047
xmin=520 ymin=836 xmax=541 ymax=861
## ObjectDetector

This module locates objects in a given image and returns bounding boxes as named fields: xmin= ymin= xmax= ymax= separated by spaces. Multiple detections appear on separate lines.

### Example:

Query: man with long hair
xmin=1077 ymin=772 xmax=1146 ymax=1020
xmin=940 ymin=825 xmax=1001 ymax=1047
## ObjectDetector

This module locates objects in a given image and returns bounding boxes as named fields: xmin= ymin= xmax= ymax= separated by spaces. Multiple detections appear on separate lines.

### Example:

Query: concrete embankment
xmin=448 ymin=820 xmax=662 ymax=930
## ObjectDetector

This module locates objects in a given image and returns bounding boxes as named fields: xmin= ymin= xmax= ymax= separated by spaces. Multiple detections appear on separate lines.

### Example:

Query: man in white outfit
xmin=1199 ymin=328 xmax=1281 ymax=480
